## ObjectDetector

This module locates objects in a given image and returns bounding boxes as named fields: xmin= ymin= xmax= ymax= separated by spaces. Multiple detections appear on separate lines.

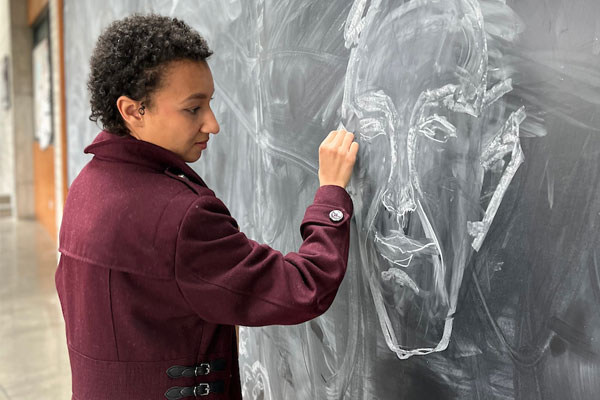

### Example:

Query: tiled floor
xmin=0 ymin=218 xmax=71 ymax=399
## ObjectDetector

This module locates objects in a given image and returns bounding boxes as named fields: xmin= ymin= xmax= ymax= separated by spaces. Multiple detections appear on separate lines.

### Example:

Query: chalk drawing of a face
xmin=242 ymin=361 xmax=272 ymax=400
xmin=342 ymin=0 xmax=527 ymax=358
xmin=238 ymin=326 xmax=249 ymax=357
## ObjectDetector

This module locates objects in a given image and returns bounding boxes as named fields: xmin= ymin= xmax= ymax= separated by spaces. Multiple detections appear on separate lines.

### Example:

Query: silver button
xmin=329 ymin=210 xmax=344 ymax=222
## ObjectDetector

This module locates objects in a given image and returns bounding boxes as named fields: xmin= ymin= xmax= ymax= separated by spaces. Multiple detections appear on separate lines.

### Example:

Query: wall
xmin=0 ymin=0 xmax=14 ymax=210
xmin=49 ymin=0 xmax=67 ymax=239
xmin=63 ymin=1 xmax=600 ymax=399
xmin=27 ymin=0 xmax=47 ymax=25
xmin=30 ymin=6 xmax=58 ymax=240
xmin=0 ymin=0 xmax=66 ymax=237
xmin=8 ymin=0 xmax=35 ymax=219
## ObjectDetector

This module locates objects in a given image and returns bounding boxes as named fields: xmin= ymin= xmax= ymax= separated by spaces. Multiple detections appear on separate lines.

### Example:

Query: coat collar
xmin=85 ymin=130 xmax=207 ymax=187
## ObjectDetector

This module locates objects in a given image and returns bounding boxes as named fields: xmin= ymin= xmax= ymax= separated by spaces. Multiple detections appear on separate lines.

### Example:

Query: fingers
xmin=323 ymin=130 xmax=355 ymax=150
xmin=318 ymin=129 xmax=359 ymax=188
xmin=341 ymin=131 xmax=355 ymax=152
xmin=322 ymin=130 xmax=337 ymax=146
xmin=331 ymin=130 xmax=346 ymax=147
xmin=348 ymin=141 xmax=359 ymax=159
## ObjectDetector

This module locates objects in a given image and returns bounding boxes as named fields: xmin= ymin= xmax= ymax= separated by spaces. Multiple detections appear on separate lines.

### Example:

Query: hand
xmin=318 ymin=129 xmax=359 ymax=188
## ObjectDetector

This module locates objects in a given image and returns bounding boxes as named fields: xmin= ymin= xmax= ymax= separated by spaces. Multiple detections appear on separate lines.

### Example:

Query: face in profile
xmin=123 ymin=59 xmax=220 ymax=162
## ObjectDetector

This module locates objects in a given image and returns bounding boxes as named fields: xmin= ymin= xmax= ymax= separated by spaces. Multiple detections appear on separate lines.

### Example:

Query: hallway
xmin=0 ymin=219 xmax=70 ymax=399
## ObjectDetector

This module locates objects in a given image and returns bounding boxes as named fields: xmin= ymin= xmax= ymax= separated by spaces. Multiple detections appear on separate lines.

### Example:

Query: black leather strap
xmin=166 ymin=359 xmax=227 ymax=378
xmin=164 ymin=381 xmax=225 ymax=399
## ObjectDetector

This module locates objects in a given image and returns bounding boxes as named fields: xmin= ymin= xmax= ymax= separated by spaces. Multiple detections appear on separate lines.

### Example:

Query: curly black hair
xmin=87 ymin=14 xmax=213 ymax=136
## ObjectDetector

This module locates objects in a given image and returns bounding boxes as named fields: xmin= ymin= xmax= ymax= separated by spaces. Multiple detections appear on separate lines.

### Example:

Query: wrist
xmin=319 ymin=182 xmax=346 ymax=188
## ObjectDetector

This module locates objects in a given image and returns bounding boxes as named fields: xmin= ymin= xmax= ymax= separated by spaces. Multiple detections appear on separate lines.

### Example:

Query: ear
xmin=116 ymin=95 xmax=145 ymax=130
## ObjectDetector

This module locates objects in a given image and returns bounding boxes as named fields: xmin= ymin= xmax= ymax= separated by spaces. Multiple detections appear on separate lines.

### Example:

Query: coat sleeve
xmin=174 ymin=185 xmax=353 ymax=326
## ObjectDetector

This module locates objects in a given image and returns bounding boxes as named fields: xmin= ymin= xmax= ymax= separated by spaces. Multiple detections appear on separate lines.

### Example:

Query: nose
xmin=203 ymin=109 xmax=220 ymax=135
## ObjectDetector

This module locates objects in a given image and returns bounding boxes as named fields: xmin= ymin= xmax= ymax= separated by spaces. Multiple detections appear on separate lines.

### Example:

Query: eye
xmin=187 ymin=107 xmax=201 ymax=114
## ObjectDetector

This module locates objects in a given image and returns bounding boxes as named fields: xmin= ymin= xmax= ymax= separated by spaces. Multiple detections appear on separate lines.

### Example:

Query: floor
xmin=0 ymin=218 xmax=71 ymax=399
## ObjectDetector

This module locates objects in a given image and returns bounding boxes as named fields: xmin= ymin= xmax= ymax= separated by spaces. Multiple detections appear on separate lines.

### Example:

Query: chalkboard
xmin=64 ymin=0 xmax=600 ymax=399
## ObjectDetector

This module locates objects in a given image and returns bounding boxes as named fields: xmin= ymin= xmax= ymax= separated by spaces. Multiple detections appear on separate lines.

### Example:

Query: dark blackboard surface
xmin=64 ymin=0 xmax=600 ymax=398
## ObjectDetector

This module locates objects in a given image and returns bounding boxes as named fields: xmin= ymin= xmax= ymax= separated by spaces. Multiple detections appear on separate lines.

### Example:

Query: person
xmin=54 ymin=13 xmax=358 ymax=400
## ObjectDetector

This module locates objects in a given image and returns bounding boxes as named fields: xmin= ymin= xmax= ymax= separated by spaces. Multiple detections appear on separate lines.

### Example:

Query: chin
xmin=183 ymin=153 xmax=202 ymax=163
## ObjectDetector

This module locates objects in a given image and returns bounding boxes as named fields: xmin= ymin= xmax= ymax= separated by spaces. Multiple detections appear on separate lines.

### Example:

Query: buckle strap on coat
xmin=164 ymin=381 xmax=225 ymax=399
xmin=166 ymin=359 xmax=226 ymax=378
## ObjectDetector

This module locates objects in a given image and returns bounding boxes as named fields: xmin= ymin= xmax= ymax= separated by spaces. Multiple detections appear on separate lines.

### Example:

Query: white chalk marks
xmin=468 ymin=106 xmax=526 ymax=251
xmin=241 ymin=361 xmax=272 ymax=400
xmin=342 ymin=0 xmax=535 ymax=359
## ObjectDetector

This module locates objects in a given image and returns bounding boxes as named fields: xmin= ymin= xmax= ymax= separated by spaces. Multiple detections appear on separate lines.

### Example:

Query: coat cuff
xmin=312 ymin=185 xmax=354 ymax=216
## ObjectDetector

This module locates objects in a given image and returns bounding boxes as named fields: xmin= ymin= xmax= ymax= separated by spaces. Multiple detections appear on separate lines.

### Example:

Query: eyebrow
xmin=181 ymin=92 xmax=214 ymax=102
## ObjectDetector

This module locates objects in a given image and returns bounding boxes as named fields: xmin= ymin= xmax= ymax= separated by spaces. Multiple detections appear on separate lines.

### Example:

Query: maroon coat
xmin=55 ymin=131 xmax=353 ymax=399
